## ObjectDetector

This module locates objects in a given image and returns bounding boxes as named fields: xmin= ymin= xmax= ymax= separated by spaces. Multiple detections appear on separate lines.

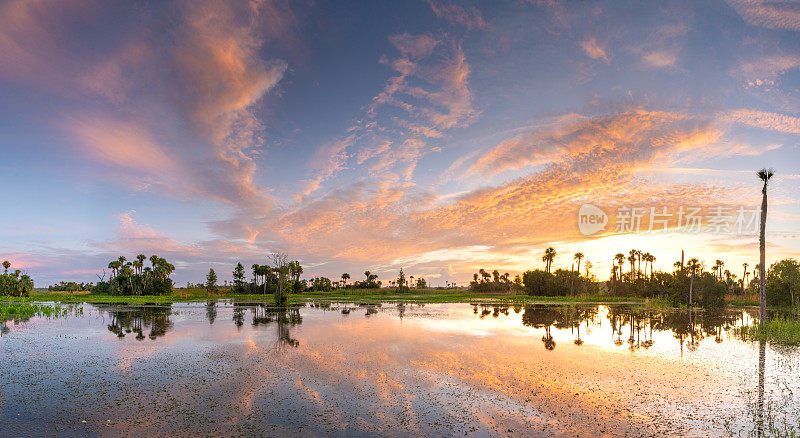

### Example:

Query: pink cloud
xmin=427 ymin=1 xmax=489 ymax=30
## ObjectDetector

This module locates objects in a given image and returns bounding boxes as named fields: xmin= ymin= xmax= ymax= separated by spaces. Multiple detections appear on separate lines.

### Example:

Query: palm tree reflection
xmin=101 ymin=305 xmax=174 ymax=340
xmin=756 ymin=339 xmax=766 ymax=437
xmin=481 ymin=304 xmax=740 ymax=352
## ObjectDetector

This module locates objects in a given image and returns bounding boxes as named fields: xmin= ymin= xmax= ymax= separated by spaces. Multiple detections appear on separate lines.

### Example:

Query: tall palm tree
xmin=574 ymin=252 xmax=584 ymax=275
xmin=150 ymin=255 xmax=159 ymax=269
xmin=642 ymin=252 xmax=656 ymax=278
xmin=713 ymin=260 xmax=724 ymax=281
xmin=2 ymin=260 xmax=10 ymax=274
xmin=757 ymin=168 xmax=774 ymax=325
xmin=251 ymin=264 xmax=260 ymax=286
xmin=614 ymin=253 xmax=625 ymax=281
xmin=687 ymin=258 xmax=701 ymax=307
xmin=636 ymin=250 xmax=643 ymax=278
xmin=742 ymin=262 xmax=749 ymax=294
xmin=542 ymin=247 xmax=557 ymax=273
xmin=341 ymin=273 xmax=350 ymax=287
xmin=628 ymin=250 xmax=637 ymax=282
xmin=647 ymin=253 xmax=656 ymax=279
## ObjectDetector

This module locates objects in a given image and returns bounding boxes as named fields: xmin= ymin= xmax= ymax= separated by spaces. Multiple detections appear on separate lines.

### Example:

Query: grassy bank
xmin=7 ymin=288 xmax=795 ymax=308
xmin=3 ymin=288 xmax=647 ymax=305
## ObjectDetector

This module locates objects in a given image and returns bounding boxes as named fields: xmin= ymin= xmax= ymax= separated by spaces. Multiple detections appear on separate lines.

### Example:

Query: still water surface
xmin=1 ymin=302 xmax=798 ymax=437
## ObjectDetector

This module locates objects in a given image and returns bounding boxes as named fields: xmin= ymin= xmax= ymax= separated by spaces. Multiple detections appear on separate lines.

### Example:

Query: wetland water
xmin=1 ymin=302 xmax=798 ymax=437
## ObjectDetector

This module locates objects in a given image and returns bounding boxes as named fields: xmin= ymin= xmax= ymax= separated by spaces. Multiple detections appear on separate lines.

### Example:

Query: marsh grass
xmin=726 ymin=293 xmax=760 ymax=307
xmin=643 ymin=296 xmax=671 ymax=310
xmin=736 ymin=316 xmax=800 ymax=345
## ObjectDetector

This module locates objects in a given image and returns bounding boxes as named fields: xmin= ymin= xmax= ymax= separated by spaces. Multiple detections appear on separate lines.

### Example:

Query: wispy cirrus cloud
xmin=726 ymin=0 xmax=800 ymax=31
xmin=0 ymin=0 xmax=292 ymax=210
xmin=719 ymin=109 xmax=800 ymax=134
xmin=427 ymin=0 xmax=489 ymax=30
xmin=300 ymin=31 xmax=479 ymax=198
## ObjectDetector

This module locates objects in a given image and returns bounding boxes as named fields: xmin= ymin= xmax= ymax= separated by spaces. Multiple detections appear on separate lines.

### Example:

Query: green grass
xmin=736 ymin=315 xmax=800 ymax=345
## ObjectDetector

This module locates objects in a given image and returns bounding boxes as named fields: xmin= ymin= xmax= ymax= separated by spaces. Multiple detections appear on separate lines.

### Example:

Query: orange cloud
xmin=222 ymin=111 xmax=746 ymax=277
xmin=67 ymin=116 xmax=177 ymax=175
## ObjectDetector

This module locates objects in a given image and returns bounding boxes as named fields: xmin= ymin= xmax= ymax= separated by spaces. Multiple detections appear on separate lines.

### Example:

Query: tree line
xmin=92 ymin=254 xmax=175 ymax=296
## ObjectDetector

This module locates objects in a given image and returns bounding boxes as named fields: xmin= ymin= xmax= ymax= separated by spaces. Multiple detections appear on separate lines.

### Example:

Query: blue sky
xmin=1 ymin=0 xmax=798 ymax=286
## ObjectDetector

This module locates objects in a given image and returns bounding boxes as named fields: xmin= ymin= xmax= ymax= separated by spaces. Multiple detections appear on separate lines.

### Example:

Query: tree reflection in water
xmin=478 ymin=304 xmax=742 ymax=352
xmin=205 ymin=300 xmax=217 ymax=325
xmin=756 ymin=339 xmax=766 ymax=437
xmin=100 ymin=304 xmax=174 ymax=340
xmin=241 ymin=303 xmax=303 ymax=349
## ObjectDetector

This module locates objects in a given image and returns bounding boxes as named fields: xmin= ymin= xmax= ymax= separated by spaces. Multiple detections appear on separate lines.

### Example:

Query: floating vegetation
xmin=736 ymin=316 xmax=800 ymax=345
xmin=0 ymin=302 xmax=84 ymax=321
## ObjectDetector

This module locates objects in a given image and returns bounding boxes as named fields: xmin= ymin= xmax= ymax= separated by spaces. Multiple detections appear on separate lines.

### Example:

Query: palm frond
xmin=757 ymin=167 xmax=775 ymax=181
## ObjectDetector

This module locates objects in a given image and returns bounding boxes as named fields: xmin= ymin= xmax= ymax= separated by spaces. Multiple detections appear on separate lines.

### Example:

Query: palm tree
xmin=628 ymin=250 xmax=637 ymax=282
xmin=687 ymin=257 xmax=701 ymax=307
xmin=108 ymin=261 xmax=121 ymax=277
xmin=341 ymin=273 xmax=350 ymax=287
xmin=713 ymin=260 xmax=724 ymax=281
xmin=742 ymin=262 xmax=749 ymax=294
xmin=150 ymin=255 xmax=159 ymax=270
xmin=646 ymin=253 xmax=656 ymax=279
xmin=757 ymin=168 xmax=774 ymax=325
xmin=251 ymin=264 xmax=260 ymax=286
xmin=2 ymin=260 xmax=9 ymax=274
xmin=292 ymin=262 xmax=303 ymax=282
xmin=614 ymin=253 xmax=625 ymax=281
xmin=574 ymin=252 xmax=584 ymax=275
xmin=136 ymin=254 xmax=146 ymax=270
xmin=542 ymin=247 xmax=557 ymax=273
xmin=636 ymin=250 xmax=643 ymax=278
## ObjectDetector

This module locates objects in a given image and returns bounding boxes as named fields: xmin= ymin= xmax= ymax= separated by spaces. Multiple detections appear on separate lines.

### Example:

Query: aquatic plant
xmin=736 ymin=316 xmax=800 ymax=345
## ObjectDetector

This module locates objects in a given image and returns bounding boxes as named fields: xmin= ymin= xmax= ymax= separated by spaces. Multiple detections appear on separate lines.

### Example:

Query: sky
xmin=1 ymin=0 xmax=799 ymax=287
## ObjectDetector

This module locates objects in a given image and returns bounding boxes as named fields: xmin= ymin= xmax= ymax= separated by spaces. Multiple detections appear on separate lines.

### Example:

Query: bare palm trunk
xmin=759 ymin=180 xmax=768 ymax=326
